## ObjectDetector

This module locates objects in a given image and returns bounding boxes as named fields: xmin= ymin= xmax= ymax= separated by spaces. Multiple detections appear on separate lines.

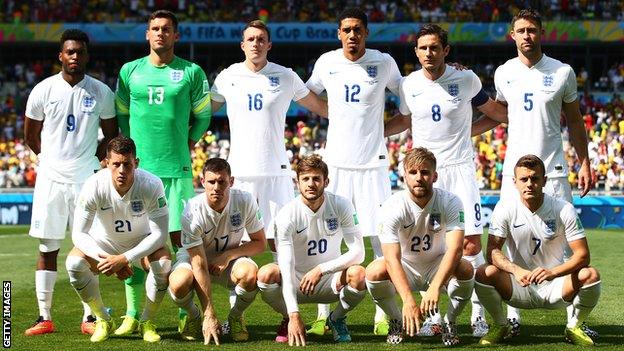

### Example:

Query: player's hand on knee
xmin=115 ymin=265 xmax=134 ymax=280
xmin=513 ymin=267 xmax=532 ymax=287
xmin=97 ymin=253 xmax=129 ymax=275
xmin=299 ymin=267 xmax=322 ymax=295
xmin=288 ymin=312 xmax=306 ymax=346
xmin=203 ymin=311 xmax=220 ymax=345
xmin=529 ymin=267 xmax=554 ymax=284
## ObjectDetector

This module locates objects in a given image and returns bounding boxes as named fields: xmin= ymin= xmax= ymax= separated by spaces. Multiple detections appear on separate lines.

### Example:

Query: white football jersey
xmin=379 ymin=189 xmax=464 ymax=272
xmin=211 ymin=62 xmax=309 ymax=177
xmin=274 ymin=192 xmax=360 ymax=274
xmin=489 ymin=194 xmax=585 ymax=270
xmin=495 ymin=55 xmax=577 ymax=178
xmin=25 ymin=73 xmax=116 ymax=183
xmin=307 ymin=49 xmax=401 ymax=168
xmin=180 ymin=189 xmax=264 ymax=263
xmin=399 ymin=65 xmax=481 ymax=167
xmin=75 ymin=168 xmax=168 ymax=256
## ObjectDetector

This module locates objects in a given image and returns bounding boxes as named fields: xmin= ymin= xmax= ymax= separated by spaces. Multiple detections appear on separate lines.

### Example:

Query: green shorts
xmin=161 ymin=177 xmax=195 ymax=232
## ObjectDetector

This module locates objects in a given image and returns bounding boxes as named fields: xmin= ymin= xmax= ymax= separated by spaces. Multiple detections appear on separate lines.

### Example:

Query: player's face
xmin=146 ymin=17 xmax=179 ymax=54
xmin=338 ymin=18 xmax=368 ymax=56
xmin=513 ymin=166 xmax=546 ymax=202
xmin=59 ymin=40 xmax=88 ymax=76
xmin=510 ymin=18 xmax=543 ymax=56
xmin=202 ymin=170 xmax=233 ymax=207
xmin=404 ymin=161 xmax=437 ymax=201
xmin=297 ymin=170 xmax=328 ymax=203
xmin=415 ymin=34 xmax=449 ymax=71
xmin=241 ymin=27 xmax=272 ymax=64
xmin=107 ymin=151 xmax=137 ymax=192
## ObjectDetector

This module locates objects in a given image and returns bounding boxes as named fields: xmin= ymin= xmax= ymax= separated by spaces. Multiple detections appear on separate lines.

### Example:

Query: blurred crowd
xmin=1 ymin=1 xmax=623 ymax=23
xmin=2 ymin=58 xmax=624 ymax=192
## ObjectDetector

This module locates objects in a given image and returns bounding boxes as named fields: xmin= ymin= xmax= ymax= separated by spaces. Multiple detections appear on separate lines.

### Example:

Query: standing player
xmin=306 ymin=7 xmax=402 ymax=334
xmin=365 ymin=147 xmax=474 ymax=346
xmin=168 ymin=158 xmax=266 ymax=344
xmin=257 ymin=155 xmax=366 ymax=345
xmin=475 ymin=155 xmax=600 ymax=346
xmin=24 ymin=29 xmax=118 ymax=336
xmin=384 ymin=24 xmax=507 ymax=337
xmin=67 ymin=136 xmax=171 ymax=343
xmin=115 ymin=9 xmax=212 ymax=334
xmin=210 ymin=20 xmax=327 ymax=255
xmin=472 ymin=9 xmax=594 ymax=337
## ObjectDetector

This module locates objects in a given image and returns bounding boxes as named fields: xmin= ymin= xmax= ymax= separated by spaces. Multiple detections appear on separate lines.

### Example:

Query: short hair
xmin=415 ymin=24 xmax=448 ymax=48
xmin=242 ymin=20 xmax=271 ymax=42
xmin=296 ymin=154 xmax=328 ymax=179
xmin=403 ymin=147 xmax=437 ymax=171
xmin=202 ymin=158 xmax=231 ymax=177
xmin=511 ymin=9 xmax=542 ymax=29
xmin=149 ymin=10 xmax=178 ymax=32
xmin=60 ymin=29 xmax=89 ymax=51
xmin=107 ymin=136 xmax=136 ymax=157
xmin=514 ymin=154 xmax=546 ymax=177
xmin=337 ymin=7 xmax=368 ymax=29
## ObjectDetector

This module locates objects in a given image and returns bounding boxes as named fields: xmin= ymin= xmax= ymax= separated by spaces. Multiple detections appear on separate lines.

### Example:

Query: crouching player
xmin=66 ymin=136 xmax=171 ymax=343
xmin=365 ymin=147 xmax=474 ymax=346
xmin=257 ymin=155 xmax=367 ymax=345
xmin=168 ymin=158 xmax=266 ymax=344
xmin=476 ymin=154 xmax=601 ymax=346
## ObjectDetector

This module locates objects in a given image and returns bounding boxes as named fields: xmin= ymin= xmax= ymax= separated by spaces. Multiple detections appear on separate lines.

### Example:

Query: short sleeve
xmin=489 ymin=201 xmax=510 ymax=239
xmin=385 ymin=54 xmax=402 ymax=95
xmin=468 ymin=70 xmax=483 ymax=99
xmin=100 ymin=85 xmax=116 ymax=119
xmin=306 ymin=57 xmax=325 ymax=95
xmin=75 ymin=175 xmax=99 ymax=219
xmin=338 ymin=197 xmax=359 ymax=235
xmin=398 ymin=77 xmax=411 ymax=115
xmin=378 ymin=198 xmax=401 ymax=244
xmin=244 ymin=194 xmax=264 ymax=234
xmin=210 ymin=71 xmax=226 ymax=103
xmin=291 ymin=69 xmax=310 ymax=101
xmin=274 ymin=211 xmax=294 ymax=244
xmin=25 ymin=83 xmax=45 ymax=121
xmin=562 ymin=67 xmax=578 ymax=103
xmin=181 ymin=204 xmax=205 ymax=250
xmin=445 ymin=194 xmax=465 ymax=232
xmin=560 ymin=202 xmax=586 ymax=242
xmin=494 ymin=66 xmax=506 ymax=103
xmin=146 ymin=177 xmax=168 ymax=220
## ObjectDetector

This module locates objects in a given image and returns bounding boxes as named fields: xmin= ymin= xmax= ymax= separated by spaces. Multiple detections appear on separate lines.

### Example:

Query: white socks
xmin=66 ymin=256 xmax=109 ymax=321
xmin=170 ymin=289 xmax=200 ymax=319
xmin=141 ymin=258 xmax=171 ymax=321
xmin=567 ymin=281 xmax=601 ymax=328
xmin=35 ymin=270 xmax=56 ymax=320
xmin=464 ymin=251 xmax=486 ymax=323
xmin=366 ymin=279 xmax=401 ymax=321
xmin=332 ymin=285 xmax=366 ymax=320
xmin=229 ymin=284 xmax=258 ymax=318
xmin=258 ymin=281 xmax=287 ymax=317
xmin=474 ymin=281 xmax=507 ymax=326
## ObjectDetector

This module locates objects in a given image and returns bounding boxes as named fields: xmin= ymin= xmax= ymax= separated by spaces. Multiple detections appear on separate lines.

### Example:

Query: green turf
xmin=1 ymin=226 xmax=622 ymax=350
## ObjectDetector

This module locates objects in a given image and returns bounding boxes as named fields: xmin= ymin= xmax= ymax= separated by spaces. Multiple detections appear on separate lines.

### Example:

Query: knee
xmin=475 ymin=264 xmax=499 ymax=284
xmin=578 ymin=266 xmax=601 ymax=285
xmin=168 ymin=268 xmax=193 ymax=297
xmin=365 ymin=259 xmax=388 ymax=281
xmin=455 ymin=259 xmax=474 ymax=280
xmin=233 ymin=263 xmax=258 ymax=289
xmin=346 ymin=265 xmax=366 ymax=289
xmin=257 ymin=264 xmax=280 ymax=284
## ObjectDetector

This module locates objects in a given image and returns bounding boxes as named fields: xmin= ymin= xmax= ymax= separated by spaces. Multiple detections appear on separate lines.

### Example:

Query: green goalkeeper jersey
xmin=116 ymin=56 xmax=211 ymax=178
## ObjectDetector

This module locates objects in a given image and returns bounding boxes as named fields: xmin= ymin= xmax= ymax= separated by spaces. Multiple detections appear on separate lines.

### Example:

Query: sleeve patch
xmin=459 ymin=211 xmax=465 ymax=223
xmin=576 ymin=217 xmax=584 ymax=230
xmin=353 ymin=213 xmax=359 ymax=225
xmin=203 ymin=79 xmax=209 ymax=94
xmin=256 ymin=209 xmax=263 ymax=221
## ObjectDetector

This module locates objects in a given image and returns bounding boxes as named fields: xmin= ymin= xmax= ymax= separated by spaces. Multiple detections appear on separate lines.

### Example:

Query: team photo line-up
xmin=23 ymin=5 xmax=600 ymax=347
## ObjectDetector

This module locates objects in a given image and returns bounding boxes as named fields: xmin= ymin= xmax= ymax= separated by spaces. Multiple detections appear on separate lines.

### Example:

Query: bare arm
xmin=487 ymin=234 xmax=531 ymax=286
xmin=213 ymin=229 xmax=266 ymax=270
xmin=296 ymin=92 xmax=328 ymax=118
xmin=471 ymin=99 xmax=508 ymax=136
xmin=529 ymin=238 xmax=590 ymax=284
xmin=384 ymin=114 xmax=411 ymax=137
xmin=188 ymin=244 xmax=220 ymax=344
xmin=563 ymin=99 xmax=592 ymax=197
xmin=97 ymin=118 xmax=119 ymax=161
xmin=24 ymin=117 xmax=43 ymax=155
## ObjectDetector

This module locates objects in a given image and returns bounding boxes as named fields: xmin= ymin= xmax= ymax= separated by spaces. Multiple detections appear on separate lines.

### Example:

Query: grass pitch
xmin=1 ymin=226 xmax=622 ymax=350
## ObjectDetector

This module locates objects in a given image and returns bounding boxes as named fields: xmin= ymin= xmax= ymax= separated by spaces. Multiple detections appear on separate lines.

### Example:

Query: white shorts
xmin=173 ymin=249 xmax=257 ymax=289
xmin=400 ymin=258 xmax=443 ymax=292
xmin=507 ymin=275 xmax=568 ymax=310
xmin=29 ymin=172 xmax=82 ymax=239
xmin=500 ymin=176 xmax=572 ymax=203
xmin=327 ymin=166 xmax=390 ymax=237
xmin=435 ymin=162 xmax=483 ymax=236
xmin=293 ymin=270 xmax=342 ymax=305
xmin=234 ymin=176 xmax=294 ymax=239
